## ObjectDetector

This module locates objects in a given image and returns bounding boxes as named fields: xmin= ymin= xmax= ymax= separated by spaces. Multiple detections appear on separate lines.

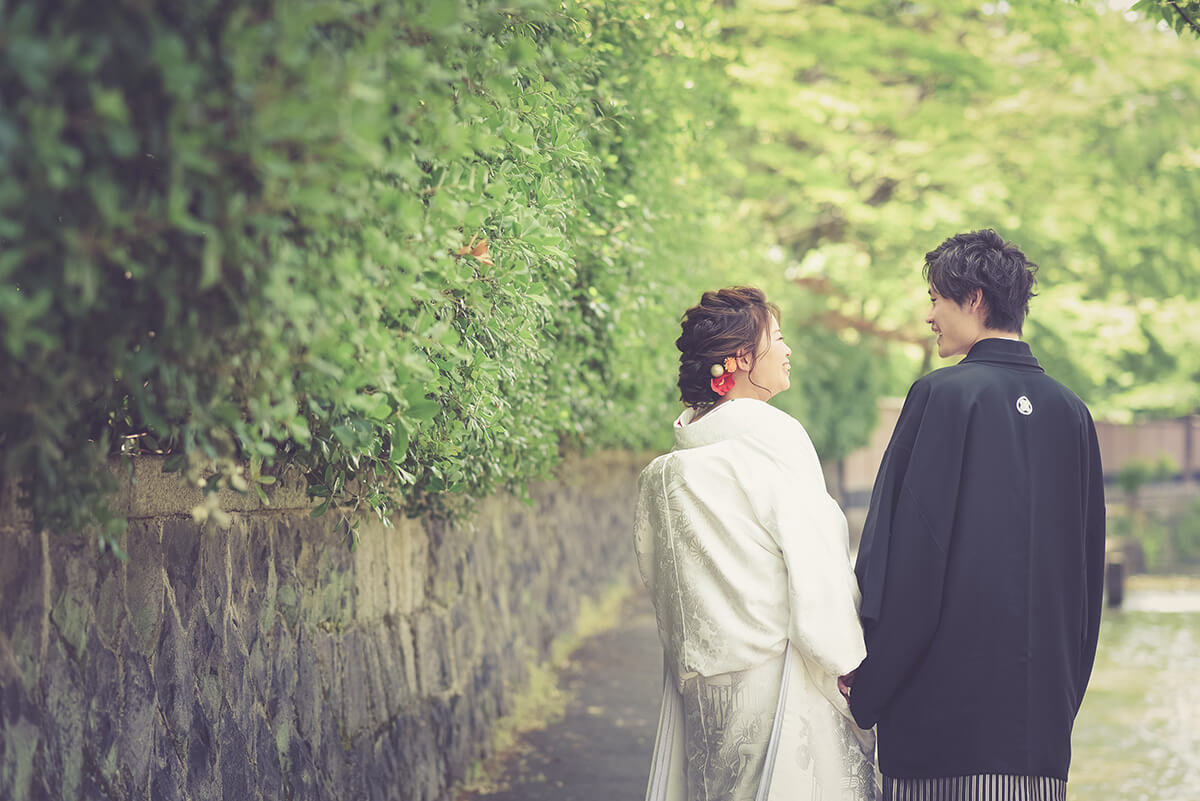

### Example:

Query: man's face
xmin=925 ymin=285 xmax=984 ymax=358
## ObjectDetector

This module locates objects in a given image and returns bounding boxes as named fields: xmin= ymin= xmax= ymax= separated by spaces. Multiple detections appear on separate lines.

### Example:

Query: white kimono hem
xmin=644 ymin=644 xmax=880 ymax=801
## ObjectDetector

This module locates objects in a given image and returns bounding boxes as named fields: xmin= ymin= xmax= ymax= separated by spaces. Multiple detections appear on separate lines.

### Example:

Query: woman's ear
xmin=736 ymin=350 xmax=754 ymax=372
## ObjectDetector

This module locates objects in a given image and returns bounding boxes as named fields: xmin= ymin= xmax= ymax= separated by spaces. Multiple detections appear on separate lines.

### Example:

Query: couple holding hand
xmin=634 ymin=229 xmax=1106 ymax=801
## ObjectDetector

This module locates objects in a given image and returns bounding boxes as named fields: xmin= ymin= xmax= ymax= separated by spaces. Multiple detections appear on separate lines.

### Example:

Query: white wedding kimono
xmin=634 ymin=399 xmax=879 ymax=801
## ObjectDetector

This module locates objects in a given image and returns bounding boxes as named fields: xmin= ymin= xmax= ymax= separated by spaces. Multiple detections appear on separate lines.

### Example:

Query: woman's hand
xmin=837 ymin=669 xmax=856 ymax=701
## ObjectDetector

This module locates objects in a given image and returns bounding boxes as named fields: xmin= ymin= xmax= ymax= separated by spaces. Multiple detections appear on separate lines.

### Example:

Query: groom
xmin=844 ymin=230 xmax=1106 ymax=799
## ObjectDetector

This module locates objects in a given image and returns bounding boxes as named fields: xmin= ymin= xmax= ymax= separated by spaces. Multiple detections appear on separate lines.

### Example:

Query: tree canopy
xmin=720 ymin=0 xmax=1200 ymax=438
xmin=2 ymin=0 xmax=1198 ymax=541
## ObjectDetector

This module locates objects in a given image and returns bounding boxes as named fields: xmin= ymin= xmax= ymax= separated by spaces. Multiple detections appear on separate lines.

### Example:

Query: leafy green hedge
xmin=0 ymin=0 xmax=735 ymax=547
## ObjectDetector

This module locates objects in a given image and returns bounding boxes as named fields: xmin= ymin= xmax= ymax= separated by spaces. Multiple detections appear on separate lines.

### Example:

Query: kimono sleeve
xmin=761 ymin=421 xmax=867 ymax=679
xmin=854 ymin=381 xmax=925 ymax=625
xmin=1076 ymin=411 xmax=1106 ymax=708
xmin=848 ymin=378 xmax=968 ymax=729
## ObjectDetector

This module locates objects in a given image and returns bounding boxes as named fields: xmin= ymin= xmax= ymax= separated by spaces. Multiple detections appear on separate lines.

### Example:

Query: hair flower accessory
xmin=709 ymin=356 xmax=738 ymax=396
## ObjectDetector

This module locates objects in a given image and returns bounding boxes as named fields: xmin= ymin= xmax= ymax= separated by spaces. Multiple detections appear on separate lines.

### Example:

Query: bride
xmin=634 ymin=286 xmax=878 ymax=801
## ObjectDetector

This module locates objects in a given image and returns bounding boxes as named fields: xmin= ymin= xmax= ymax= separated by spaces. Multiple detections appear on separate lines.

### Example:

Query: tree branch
xmin=1167 ymin=0 xmax=1200 ymax=37
xmin=790 ymin=276 xmax=930 ymax=346
xmin=813 ymin=309 xmax=932 ymax=346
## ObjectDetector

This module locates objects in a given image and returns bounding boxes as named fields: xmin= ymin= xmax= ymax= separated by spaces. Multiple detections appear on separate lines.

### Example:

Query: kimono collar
xmin=673 ymin=399 xmax=773 ymax=450
xmin=960 ymin=337 xmax=1043 ymax=371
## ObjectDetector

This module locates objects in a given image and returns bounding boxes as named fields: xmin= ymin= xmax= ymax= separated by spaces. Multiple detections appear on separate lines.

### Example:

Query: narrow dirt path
xmin=458 ymin=589 xmax=662 ymax=801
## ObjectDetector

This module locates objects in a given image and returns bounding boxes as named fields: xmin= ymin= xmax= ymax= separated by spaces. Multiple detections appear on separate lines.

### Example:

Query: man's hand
xmin=837 ymin=669 xmax=856 ymax=701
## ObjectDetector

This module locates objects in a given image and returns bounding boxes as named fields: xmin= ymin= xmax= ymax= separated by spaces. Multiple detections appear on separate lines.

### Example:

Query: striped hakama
xmin=882 ymin=774 xmax=1066 ymax=801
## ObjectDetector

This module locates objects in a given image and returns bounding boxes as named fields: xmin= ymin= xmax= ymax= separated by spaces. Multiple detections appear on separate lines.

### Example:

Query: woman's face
xmin=746 ymin=316 xmax=791 ymax=400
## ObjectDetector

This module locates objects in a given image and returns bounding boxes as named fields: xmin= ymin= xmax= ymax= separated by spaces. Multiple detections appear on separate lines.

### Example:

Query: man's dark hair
xmin=923 ymin=229 xmax=1038 ymax=334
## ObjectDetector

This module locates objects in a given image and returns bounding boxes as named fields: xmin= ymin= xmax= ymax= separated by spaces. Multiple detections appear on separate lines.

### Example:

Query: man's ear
xmin=968 ymin=288 xmax=986 ymax=313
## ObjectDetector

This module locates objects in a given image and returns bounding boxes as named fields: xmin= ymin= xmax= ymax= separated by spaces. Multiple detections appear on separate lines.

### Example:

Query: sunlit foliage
xmin=3 ymin=0 xmax=1198 ymax=543
xmin=721 ymin=0 xmax=1200 ymax=429
xmin=0 ymin=0 xmax=733 ymax=544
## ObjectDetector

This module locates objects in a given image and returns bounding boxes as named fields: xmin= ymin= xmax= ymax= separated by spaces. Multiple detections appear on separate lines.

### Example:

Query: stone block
xmin=185 ymin=697 xmax=219 ymax=801
xmin=472 ymin=654 xmax=504 ymax=723
xmin=161 ymin=518 xmax=200 ymax=618
xmin=80 ymin=765 xmax=112 ymax=801
xmin=388 ymin=519 xmax=429 ymax=617
xmin=412 ymin=609 xmax=453 ymax=695
xmin=387 ymin=710 xmax=440 ymax=801
xmin=246 ymin=630 xmax=268 ymax=706
xmin=425 ymin=518 xmax=466 ymax=608
xmin=83 ymin=642 xmax=122 ymax=786
xmin=286 ymin=731 xmax=320 ymax=800
xmin=155 ymin=590 xmax=195 ymax=741
xmin=389 ymin=615 xmax=419 ymax=702
xmin=252 ymin=709 xmax=284 ymax=801
xmin=317 ymin=631 xmax=343 ymax=726
xmin=371 ymin=621 xmax=399 ymax=718
xmin=315 ymin=701 xmax=348 ymax=790
xmin=0 ymin=649 xmax=43 ymax=801
xmin=0 ymin=529 xmax=48 ymax=696
xmin=118 ymin=653 xmax=157 ymax=792
xmin=191 ymin=616 xmax=225 ymax=726
xmin=267 ymin=673 xmax=296 ymax=770
xmin=219 ymin=613 xmax=251 ymax=711
xmin=48 ymin=539 xmax=96 ymax=664
xmin=267 ymin=619 xmax=298 ymax=723
xmin=297 ymin=531 xmax=355 ymax=630
xmin=248 ymin=517 xmax=275 ymax=589
xmin=351 ymin=522 xmax=390 ymax=623
xmin=292 ymin=628 xmax=322 ymax=752
xmin=338 ymin=629 xmax=371 ymax=738
xmin=359 ymin=629 xmax=388 ymax=726
xmin=450 ymin=600 xmax=481 ymax=682
xmin=276 ymin=581 xmax=300 ymax=633
xmin=249 ymin=519 xmax=278 ymax=641
xmin=41 ymin=636 xmax=85 ymax=801
xmin=218 ymin=703 xmax=251 ymax=801
xmin=226 ymin=519 xmax=253 ymax=611
xmin=125 ymin=523 xmax=165 ymax=658
xmin=441 ymin=692 xmax=478 ymax=780
xmin=198 ymin=529 xmax=230 ymax=633
xmin=109 ymin=458 xmax=311 ymax=519
xmin=271 ymin=517 xmax=299 ymax=585
xmin=150 ymin=727 xmax=189 ymax=801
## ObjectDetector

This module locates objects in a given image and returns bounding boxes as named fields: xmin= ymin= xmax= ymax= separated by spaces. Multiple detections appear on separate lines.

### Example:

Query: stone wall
xmin=0 ymin=452 xmax=645 ymax=801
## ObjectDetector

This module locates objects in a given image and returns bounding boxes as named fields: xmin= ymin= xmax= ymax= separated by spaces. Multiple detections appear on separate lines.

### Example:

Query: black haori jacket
xmin=849 ymin=338 xmax=1106 ymax=780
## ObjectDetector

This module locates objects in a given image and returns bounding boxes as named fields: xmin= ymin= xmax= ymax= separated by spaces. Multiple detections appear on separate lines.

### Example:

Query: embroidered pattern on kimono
xmin=635 ymin=399 xmax=880 ymax=801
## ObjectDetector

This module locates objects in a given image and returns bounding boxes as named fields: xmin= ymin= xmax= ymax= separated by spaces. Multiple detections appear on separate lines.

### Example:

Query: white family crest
xmin=1016 ymin=395 xmax=1033 ymax=416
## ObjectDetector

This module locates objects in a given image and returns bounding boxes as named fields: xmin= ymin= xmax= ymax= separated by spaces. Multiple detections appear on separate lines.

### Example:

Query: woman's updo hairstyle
xmin=676 ymin=286 xmax=780 ymax=408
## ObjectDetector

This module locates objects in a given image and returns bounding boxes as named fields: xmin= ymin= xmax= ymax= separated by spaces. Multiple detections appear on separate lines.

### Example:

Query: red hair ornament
xmin=709 ymin=356 xmax=739 ymax=396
